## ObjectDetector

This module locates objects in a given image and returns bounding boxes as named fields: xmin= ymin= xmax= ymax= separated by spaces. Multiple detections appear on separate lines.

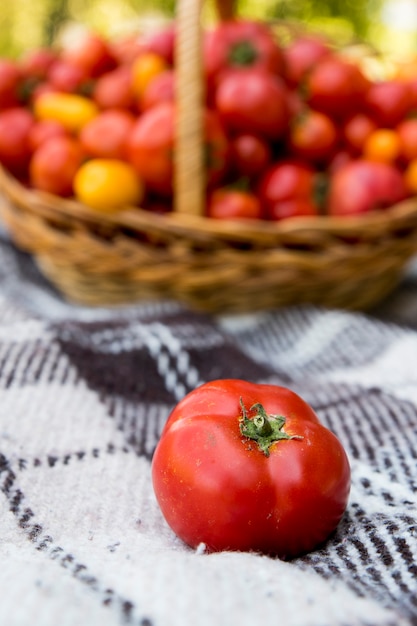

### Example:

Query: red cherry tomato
xmin=80 ymin=109 xmax=136 ymax=160
xmin=259 ymin=160 xmax=320 ymax=220
xmin=47 ymin=60 xmax=90 ymax=93
xmin=20 ymin=48 xmax=57 ymax=81
xmin=230 ymin=133 xmax=271 ymax=178
xmin=207 ymin=188 xmax=263 ymax=219
xmin=61 ymin=31 xmax=117 ymax=79
xmin=127 ymin=102 xmax=229 ymax=196
xmin=204 ymin=19 xmax=284 ymax=85
xmin=92 ymin=66 xmax=136 ymax=111
xmin=142 ymin=25 xmax=176 ymax=66
xmin=326 ymin=159 xmax=407 ymax=216
xmin=141 ymin=70 xmax=175 ymax=111
xmin=288 ymin=109 xmax=338 ymax=164
xmin=29 ymin=136 xmax=84 ymax=196
xmin=364 ymin=80 xmax=412 ymax=128
xmin=215 ymin=69 xmax=290 ymax=140
xmin=305 ymin=55 xmax=370 ymax=120
xmin=152 ymin=379 xmax=351 ymax=558
xmin=397 ymin=117 xmax=417 ymax=162
xmin=282 ymin=35 xmax=330 ymax=87
xmin=342 ymin=113 xmax=377 ymax=155
xmin=0 ymin=60 xmax=22 ymax=110
xmin=0 ymin=107 xmax=34 ymax=175
xmin=29 ymin=119 xmax=69 ymax=152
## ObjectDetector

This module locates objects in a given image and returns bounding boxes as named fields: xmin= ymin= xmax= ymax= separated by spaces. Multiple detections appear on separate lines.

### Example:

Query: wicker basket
xmin=1 ymin=0 xmax=417 ymax=313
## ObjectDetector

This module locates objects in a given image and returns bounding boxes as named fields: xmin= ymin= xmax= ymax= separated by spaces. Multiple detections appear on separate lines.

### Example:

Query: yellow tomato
xmin=363 ymin=128 xmax=401 ymax=164
xmin=34 ymin=92 xmax=99 ymax=133
xmin=73 ymin=159 xmax=144 ymax=212
xmin=131 ymin=52 xmax=168 ymax=100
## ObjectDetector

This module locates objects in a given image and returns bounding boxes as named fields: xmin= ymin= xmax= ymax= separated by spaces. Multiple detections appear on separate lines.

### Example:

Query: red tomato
xmin=342 ymin=113 xmax=377 ymax=155
xmin=0 ymin=60 xmax=22 ymax=109
xmin=204 ymin=19 xmax=284 ymax=85
xmin=305 ymin=56 xmax=370 ymax=120
xmin=207 ymin=188 xmax=263 ymax=219
xmin=80 ymin=109 xmax=135 ymax=159
xmin=142 ymin=25 xmax=176 ymax=65
xmin=397 ymin=117 xmax=417 ymax=162
xmin=0 ymin=107 xmax=34 ymax=175
xmin=127 ymin=102 xmax=229 ymax=196
xmin=230 ymin=133 xmax=271 ymax=178
xmin=288 ymin=109 xmax=338 ymax=164
xmin=29 ymin=119 xmax=69 ymax=152
xmin=47 ymin=60 xmax=90 ymax=93
xmin=61 ymin=32 xmax=117 ymax=78
xmin=215 ymin=69 xmax=290 ymax=140
xmin=92 ymin=66 xmax=136 ymax=110
xmin=326 ymin=159 xmax=407 ymax=216
xmin=364 ymin=80 xmax=412 ymax=128
xmin=283 ymin=35 xmax=330 ymax=87
xmin=20 ymin=48 xmax=57 ymax=81
xmin=29 ymin=136 xmax=84 ymax=196
xmin=259 ymin=160 xmax=320 ymax=220
xmin=141 ymin=70 xmax=175 ymax=111
xmin=152 ymin=379 xmax=351 ymax=558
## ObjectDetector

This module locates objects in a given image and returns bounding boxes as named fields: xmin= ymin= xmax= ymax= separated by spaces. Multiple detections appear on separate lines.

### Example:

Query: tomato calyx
xmin=228 ymin=41 xmax=258 ymax=67
xmin=239 ymin=399 xmax=302 ymax=456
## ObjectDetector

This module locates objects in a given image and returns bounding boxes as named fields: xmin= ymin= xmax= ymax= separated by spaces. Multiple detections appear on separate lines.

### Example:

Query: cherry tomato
xmin=92 ymin=66 xmax=135 ymax=111
xmin=127 ymin=102 xmax=229 ymax=196
xmin=396 ymin=117 xmax=417 ymax=162
xmin=34 ymin=92 xmax=99 ymax=133
xmin=29 ymin=119 xmax=69 ymax=152
xmin=342 ymin=113 xmax=377 ymax=155
xmin=259 ymin=160 xmax=320 ymax=220
xmin=326 ymin=159 xmax=407 ymax=216
xmin=215 ymin=69 xmax=290 ymax=140
xmin=204 ymin=19 xmax=284 ymax=85
xmin=80 ymin=109 xmax=135 ymax=160
xmin=364 ymin=80 xmax=412 ymax=127
xmin=305 ymin=55 xmax=370 ymax=120
xmin=152 ymin=379 xmax=351 ymax=558
xmin=29 ymin=136 xmax=84 ymax=196
xmin=0 ymin=107 xmax=34 ymax=175
xmin=207 ymin=188 xmax=263 ymax=219
xmin=141 ymin=70 xmax=175 ymax=111
xmin=19 ymin=48 xmax=57 ymax=81
xmin=61 ymin=31 xmax=117 ymax=78
xmin=404 ymin=158 xmax=417 ymax=193
xmin=282 ymin=35 xmax=330 ymax=87
xmin=230 ymin=133 xmax=271 ymax=178
xmin=362 ymin=128 xmax=401 ymax=164
xmin=288 ymin=109 xmax=338 ymax=164
xmin=131 ymin=52 xmax=169 ymax=100
xmin=0 ymin=59 xmax=22 ymax=109
xmin=73 ymin=158 xmax=143 ymax=211
xmin=47 ymin=60 xmax=90 ymax=93
xmin=142 ymin=25 xmax=176 ymax=65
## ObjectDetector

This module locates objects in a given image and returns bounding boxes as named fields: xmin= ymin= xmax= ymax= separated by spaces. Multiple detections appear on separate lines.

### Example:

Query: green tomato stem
xmin=239 ymin=399 xmax=302 ymax=456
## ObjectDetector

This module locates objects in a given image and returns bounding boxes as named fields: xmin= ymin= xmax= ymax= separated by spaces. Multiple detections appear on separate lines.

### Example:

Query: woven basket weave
xmin=1 ymin=0 xmax=417 ymax=313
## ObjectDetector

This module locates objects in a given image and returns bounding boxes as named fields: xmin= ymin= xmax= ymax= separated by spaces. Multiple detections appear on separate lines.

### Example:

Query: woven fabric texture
xmin=0 ymin=230 xmax=416 ymax=626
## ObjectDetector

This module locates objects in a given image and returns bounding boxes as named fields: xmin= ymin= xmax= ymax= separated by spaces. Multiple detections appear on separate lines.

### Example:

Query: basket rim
xmin=2 ymin=164 xmax=417 ymax=246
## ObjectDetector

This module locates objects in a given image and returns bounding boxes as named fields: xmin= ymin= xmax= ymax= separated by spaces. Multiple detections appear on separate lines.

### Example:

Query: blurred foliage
xmin=0 ymin=0 xmax=411 ymax=60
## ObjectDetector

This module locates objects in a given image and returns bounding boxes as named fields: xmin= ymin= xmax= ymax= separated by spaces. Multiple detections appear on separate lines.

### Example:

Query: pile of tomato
xmin=2 ymin=20 xmax=417 ymax=219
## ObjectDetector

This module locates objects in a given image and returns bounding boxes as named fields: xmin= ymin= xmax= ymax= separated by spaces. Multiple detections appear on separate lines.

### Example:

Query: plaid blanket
xmin=0 ymin=230 xmax=416 ymax=626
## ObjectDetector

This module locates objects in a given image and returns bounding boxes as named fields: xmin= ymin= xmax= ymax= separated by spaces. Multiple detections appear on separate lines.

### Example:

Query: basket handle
xmin=174 ymin=0 xmax=236 ymax=216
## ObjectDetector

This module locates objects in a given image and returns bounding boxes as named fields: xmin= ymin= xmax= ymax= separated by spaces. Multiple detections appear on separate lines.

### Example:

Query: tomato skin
xmin=230 ymin=133 xmax=271 ymax=178
xmin=93 ymin=66 xmax=136 ymax=111
xmin=207 ymin=188 xmax=263 ymax=219
xmin=288 ymin=109 xmax=338 ymax=164
xmin=47 ymin=60 xmax=90 ymax=93
xmin=282 ymin=35 xmax=330 ymax=87
xmin=204 ymin=19 xmax=284 ymax=85
xmin=0 ymin=60 xmax=22 ymax=110
xmin=61 ymin=32 xmax=117 ymax=79
xmin=215 ymin=69 xmax=290 ymax=139
xmin=141 ymin=70 xmax=175 ymax=111
xmin=326 ymin=159 xmax=407 ymax=216
xmin=364 ymin=80 xmax=412 ymax=128
xmin=305 ymin=56 xmax=370 ymax=120
xmin=80 ymin=109 xmax=136 ymax=160
xmin=396 ymin=117 xmax=417 ymax=162
xmin=342 ymin=113 xmax=377 ymax=155
xmin=29 ymin=136 xmax=84 ymax=196
xmin=0 ymin=107 xmax=34 ymax=175
xmin=152 ymin=379 xmax=350 ymax=559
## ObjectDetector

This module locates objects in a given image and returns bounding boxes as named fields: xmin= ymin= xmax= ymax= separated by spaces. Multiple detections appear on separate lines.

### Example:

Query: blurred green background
xmin=1 ymin=0 xmax=416 ymax=60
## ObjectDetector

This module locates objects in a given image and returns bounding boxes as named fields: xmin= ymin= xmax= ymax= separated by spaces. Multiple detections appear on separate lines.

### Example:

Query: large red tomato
xmin=215 ymin=69 xmax=290 ymax=139
xmin=127 ymin=102 xmax=229 ymax=196
xmin=204 ymin=19 xmax=284 ymax=85
xmin=152 ymin=379 xmax=351 ymax=559
xmin=326 ymin=159 xmax=407 ymax=216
